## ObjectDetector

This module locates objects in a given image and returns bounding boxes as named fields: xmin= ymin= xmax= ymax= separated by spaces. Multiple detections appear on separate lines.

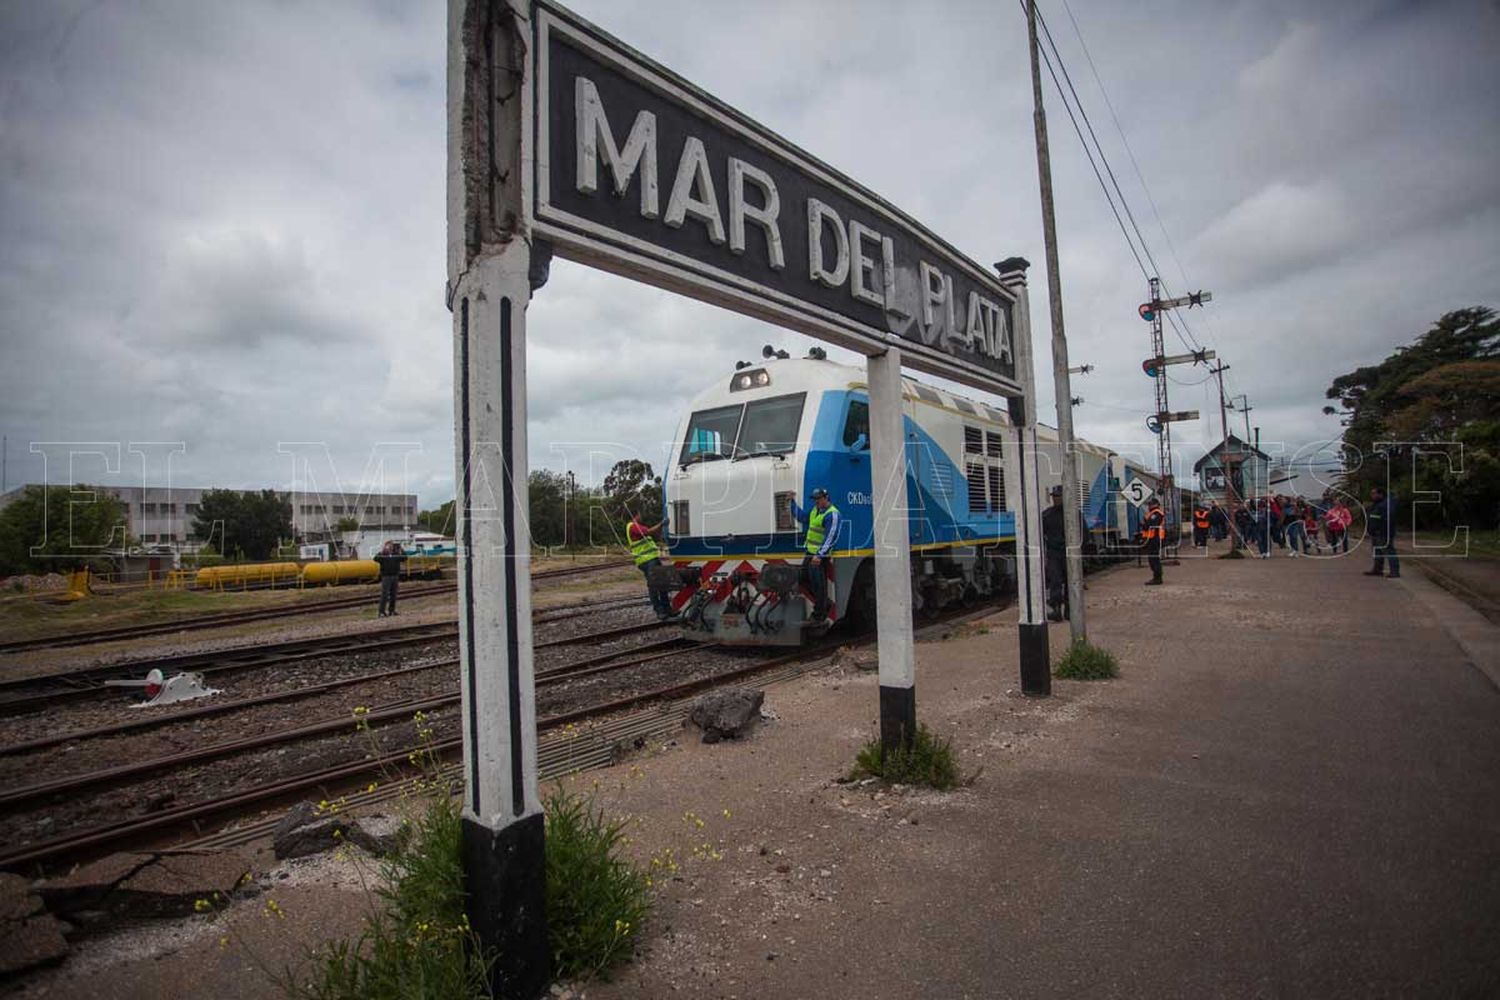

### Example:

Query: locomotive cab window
xmin=736 ymin=393 xmax=805 ymax=458
xmin=842 ymin=399 xmax=869 ymax=449
xmin=680 ymin=404 xmax=743 ymax=465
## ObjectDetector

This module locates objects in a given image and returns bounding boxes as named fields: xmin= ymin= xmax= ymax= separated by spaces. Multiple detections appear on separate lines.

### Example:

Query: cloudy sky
xmin=1 ymin=0 xmax=1496 ymax=508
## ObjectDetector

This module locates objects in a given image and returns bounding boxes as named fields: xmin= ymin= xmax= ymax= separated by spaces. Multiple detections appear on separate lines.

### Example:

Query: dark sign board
xmin=529 ymin=1 xmax=1022 ymax=395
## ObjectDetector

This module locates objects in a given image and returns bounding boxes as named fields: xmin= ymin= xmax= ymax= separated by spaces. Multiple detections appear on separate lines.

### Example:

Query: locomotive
xmin=658 ymin=350 xmax=1166 ymax=646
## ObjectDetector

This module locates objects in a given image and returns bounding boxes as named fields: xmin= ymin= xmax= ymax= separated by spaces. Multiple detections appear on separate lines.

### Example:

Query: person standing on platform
xmin=1363 ymin=486 xmax=1401 ymax=578
xmin=1192 ymin=503 xmax=1211 ymax=549
xmin=791 ymin=488 xmax=840 ymax=623
xmin=627 ymin=512 xmax=675 ymax=620
xmin=1286 ymin=500 xmax=1307 ymax=556
xmin=1252 ymin=499 xmax=1272 ymax=558
xmin=1041 ymin=485 xmax=1068 ymax=620
xmin=1327 ymin=499 xmax=1352 ymax=554
xmin=1142 ymin=497 xmax=1166 ymax=585
xmin=375 ymin=540 xmax=407 ymax=617
xmin=1209 ymin=501 xmax=1227 ymax=542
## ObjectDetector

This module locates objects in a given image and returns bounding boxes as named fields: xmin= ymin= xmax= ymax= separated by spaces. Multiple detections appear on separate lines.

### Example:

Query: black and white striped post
xmin=867 ymin=347 xmax=917 ymax=750
xmin=995 ymin=258 xmax=1051 ymax=697
xmin=447 ymin=1 xmax=550 ymax=996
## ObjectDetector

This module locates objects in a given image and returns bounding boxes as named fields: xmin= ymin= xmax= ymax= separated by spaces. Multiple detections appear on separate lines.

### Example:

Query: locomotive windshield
xmin=679 ymin=393 xmax=806 ymax=466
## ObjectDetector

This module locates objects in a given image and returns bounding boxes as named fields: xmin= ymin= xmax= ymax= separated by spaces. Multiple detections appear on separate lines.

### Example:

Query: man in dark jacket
xmin=1362 ymin=486 xmax=1400 ymax=578
xmin=1041 ymin=486 xmax=1067 ymax=620
xmin=375 ymin=541 xmax=408 ymax=616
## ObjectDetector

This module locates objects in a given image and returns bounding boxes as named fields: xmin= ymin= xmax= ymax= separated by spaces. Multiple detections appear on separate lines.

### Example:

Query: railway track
xmin=0 ymin=594 xmax=652 ymax=717
xmin=0 ymin=558 xmax=631 ymax=655
xmin=0 ymin=603 xmax=1002 ymax=872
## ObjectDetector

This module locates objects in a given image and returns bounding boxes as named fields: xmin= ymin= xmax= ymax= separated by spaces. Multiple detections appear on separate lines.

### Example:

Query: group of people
xmin=1213 ymin=495 xmax=1356 ymax=559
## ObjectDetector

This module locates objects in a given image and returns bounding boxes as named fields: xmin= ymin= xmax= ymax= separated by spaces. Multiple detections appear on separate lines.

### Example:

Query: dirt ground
xmin=10 ymin=544 xmax=1500 ymax=998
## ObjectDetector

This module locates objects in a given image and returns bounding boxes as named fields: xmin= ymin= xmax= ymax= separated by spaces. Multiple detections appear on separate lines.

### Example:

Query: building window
xmin=141 ymin=503 xmax=157 ymax=516
xmin=185 ymin=503 xmax=199 ymax=515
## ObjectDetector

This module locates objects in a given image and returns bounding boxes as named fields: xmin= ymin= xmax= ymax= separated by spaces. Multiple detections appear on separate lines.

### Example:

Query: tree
xmin=1326 ymin=307 xmax=1500 ymax=528
xmin=601 ymin=460 xmax=662 ymax=522
xmin=191 ymin=489 xmax=293 ymax=561
xmin=417 ymin=500 xmax=456 ymax=536
xmin=0 ymin=485 xmax=128 ymax=575
xmin=334 ymin=516 xmax=361 ymax=533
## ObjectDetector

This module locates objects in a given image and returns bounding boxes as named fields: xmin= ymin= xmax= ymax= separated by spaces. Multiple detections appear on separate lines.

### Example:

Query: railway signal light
xmin=1139 ymin=302 xmax=1156 ymax=322
xmin=1143 ymin=358 xmax=1160 ymax=378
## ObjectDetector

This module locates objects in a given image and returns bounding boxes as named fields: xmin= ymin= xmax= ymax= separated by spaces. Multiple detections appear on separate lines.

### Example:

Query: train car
xmin=663 ymin=352 xmax=1022 ymax=646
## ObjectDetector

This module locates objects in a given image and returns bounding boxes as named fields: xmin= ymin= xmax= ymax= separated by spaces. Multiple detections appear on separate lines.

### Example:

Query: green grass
xmin=1053 ymin=640 xmax=1119 ymax=680
xmin=850 ymin=724 xmax=960 ymax=791
xmin=543 ymin=787 xmax=653 ymax=981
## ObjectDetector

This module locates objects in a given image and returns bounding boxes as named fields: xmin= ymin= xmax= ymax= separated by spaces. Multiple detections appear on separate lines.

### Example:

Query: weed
xmin=544 ymin=787 xmax=653 ymax=981
xmin=850 ymin=724 xmax=960 ymax=790
xmin=1053 ymin=640 xmax=1119 ymax=680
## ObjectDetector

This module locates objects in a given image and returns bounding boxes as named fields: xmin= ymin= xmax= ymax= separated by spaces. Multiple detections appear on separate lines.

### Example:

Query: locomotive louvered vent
xmin=931 ymin=464 xmax=953 ymax=497
xmin=914 ymin=385 xmax=943 ymax=404
xmin=967 ymin=462 xmax=987 ymax=512
xmin=1076 ymin=478 xmax=1089 ymax=508
xmin=954 ymin=399 xmax=978 ymax=416
xmin=963 ymin=425 xmax=984 ymax=455
xmin=773 ymin=492 xmax=795 ymax=531
xmin=989 ymin=466 xmax=1007 ymax=511
xmin=985 ymin=431 xmax=1004 ymax=457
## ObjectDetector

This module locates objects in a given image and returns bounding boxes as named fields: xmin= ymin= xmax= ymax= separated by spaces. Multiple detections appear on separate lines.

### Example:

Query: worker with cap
xmin=1041 ymin=484 xmax=1068 ymax=621
xmin=1141 ymin=497 xmax=1166 ymax=585
xmin=626 ymin=511 xmax=675 ymax=620
xmin=790 ymin=488 xmax=841 ymax=624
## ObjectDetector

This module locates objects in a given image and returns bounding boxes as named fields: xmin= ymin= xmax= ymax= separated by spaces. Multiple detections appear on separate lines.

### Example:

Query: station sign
xmin=527 ymin=0 xmax=1022 ymax=395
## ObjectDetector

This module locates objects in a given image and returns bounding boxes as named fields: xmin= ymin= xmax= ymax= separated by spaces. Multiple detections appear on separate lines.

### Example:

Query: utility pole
xmin=1210 ymin=363 xmax=1244 ymax=551
xmin=1232 ymin=395 xmax=1253 ymax=444
xmin=1026 ymin=0 xmax=1086 ymax=645
xmin=565 ymin=469 xmax=576 ymax=551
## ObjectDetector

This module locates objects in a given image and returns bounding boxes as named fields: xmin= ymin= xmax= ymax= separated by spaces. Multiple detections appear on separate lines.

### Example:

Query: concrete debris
xmin=273 ymin=801 xmax=407 ymax=860
xmin=688 ymin=688 xmax=765 ymax=744
xmin=38 ymin=850 xmax=253 ymax=929
xmin=0 ymin=872 xmax=64 ymax=974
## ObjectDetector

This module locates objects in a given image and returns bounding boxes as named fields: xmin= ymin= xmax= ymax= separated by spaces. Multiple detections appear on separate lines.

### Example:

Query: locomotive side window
xmin=736 ymin=393 xmax=805 ymax=458
xmin=680 ymin=404 xmax=743 ymax=465
xmin=842 ymin=399 xmax=870 ymax=448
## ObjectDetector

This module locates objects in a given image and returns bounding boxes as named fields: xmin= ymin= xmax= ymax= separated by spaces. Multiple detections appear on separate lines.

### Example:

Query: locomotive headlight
xmin=730 ymin=368 xmax=770 ymax=392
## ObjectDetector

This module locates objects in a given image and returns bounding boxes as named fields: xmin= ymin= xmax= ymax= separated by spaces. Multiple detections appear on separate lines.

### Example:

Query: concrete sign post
xmin=448 ymin=1 xmax=1039 ymax=987
xmin=995 ymin=259 xmax=1050 ymax=697
xmin=867 ymin=347 xmax=916 ymax=750
xmin=447 ymin=1 xmax=549 ymax=996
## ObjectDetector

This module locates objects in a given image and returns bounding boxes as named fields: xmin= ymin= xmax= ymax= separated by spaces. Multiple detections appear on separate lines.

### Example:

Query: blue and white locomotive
xmin=660 ymin=349 xmax=1168 ymax=646
xmin=662 ymin=350 xmax=1021 ymax=645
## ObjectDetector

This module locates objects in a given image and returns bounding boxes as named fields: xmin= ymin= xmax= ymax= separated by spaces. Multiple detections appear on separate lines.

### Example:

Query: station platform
xmin=583 ymin=546 xmax=1500 ymax=998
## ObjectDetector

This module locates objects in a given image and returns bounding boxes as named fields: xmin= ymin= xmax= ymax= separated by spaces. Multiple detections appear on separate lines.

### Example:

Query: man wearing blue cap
xmin=790 ymin=487 xmax=840 ymax=624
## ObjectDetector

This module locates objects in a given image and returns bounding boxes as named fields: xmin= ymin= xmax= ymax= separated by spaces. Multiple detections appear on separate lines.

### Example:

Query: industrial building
xmin=0 ymin=484 xmax=419 ymax=553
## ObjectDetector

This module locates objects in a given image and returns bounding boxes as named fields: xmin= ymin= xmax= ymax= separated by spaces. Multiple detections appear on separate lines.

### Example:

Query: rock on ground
xmin=688 ymin=688 xmax=765 ymax=744
xmin=273 ymin=801 xmax=407 ymax=860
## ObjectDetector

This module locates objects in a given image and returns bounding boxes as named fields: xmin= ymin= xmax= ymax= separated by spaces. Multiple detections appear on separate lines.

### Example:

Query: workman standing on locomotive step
xmin=1192 ymin=503 xmax=1211 ymax=549
xmin=791 ymin=487 xmax=841 ymax=624
xmin=627 ymin=511 xmax=676 ymax=620
xmin=1142 ymin=497 xmax=1166 ymax=585
xmin=374 ymin=540 xmax=407 ymax=617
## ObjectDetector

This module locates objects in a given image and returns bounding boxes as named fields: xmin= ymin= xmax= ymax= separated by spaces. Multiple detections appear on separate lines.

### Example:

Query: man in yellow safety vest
xmin=626 ymin=512 xmax=674 ymax=620
xmin=791 ymin=487 xmax=841 ymax=624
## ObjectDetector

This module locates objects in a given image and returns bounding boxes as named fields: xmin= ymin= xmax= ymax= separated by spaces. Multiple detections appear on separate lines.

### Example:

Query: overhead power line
xmin=1021 ymin=0 xmax=1214 ymax=359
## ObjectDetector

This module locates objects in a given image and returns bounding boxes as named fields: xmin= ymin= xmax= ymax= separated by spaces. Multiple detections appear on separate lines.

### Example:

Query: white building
xmin=0 ymin=484 xmax=419 ymax=553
